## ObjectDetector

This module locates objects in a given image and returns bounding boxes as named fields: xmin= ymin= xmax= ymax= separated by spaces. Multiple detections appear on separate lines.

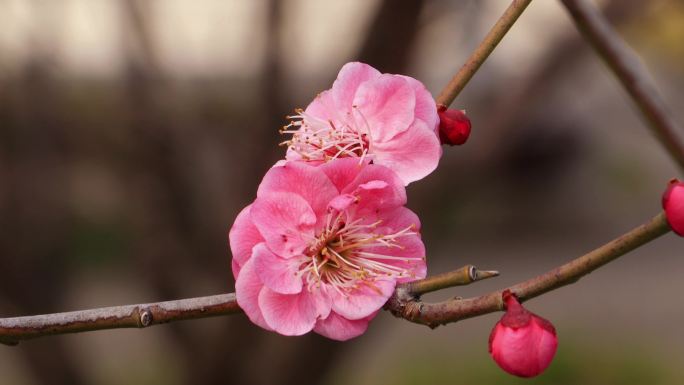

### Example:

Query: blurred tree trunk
xmin=357 ymin=0 xmax=425 ymax=73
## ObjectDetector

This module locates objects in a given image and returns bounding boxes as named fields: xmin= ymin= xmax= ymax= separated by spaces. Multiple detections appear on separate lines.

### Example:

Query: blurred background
xmin=1 ymin=0 xmax=683 ymax=384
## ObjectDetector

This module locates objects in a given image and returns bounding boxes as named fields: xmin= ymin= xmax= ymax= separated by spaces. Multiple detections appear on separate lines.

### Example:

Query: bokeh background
xmin=1 ymin=0 xmax=683 ymax=384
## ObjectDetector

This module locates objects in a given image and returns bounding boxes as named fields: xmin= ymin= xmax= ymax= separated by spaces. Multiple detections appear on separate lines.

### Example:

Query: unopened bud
xmin=489 ymin=291 xmax=558 ymax=378
xmin=437 ymin=104 xmax=471 ymax=146
xmin=662 ymin=178 xmax=684 ymax=236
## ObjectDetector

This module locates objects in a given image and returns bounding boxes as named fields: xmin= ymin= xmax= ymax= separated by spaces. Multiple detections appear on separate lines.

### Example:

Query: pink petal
xmin=372 ymin=206 xmax=426 ymax=282
xmin=312 ymin=285 xmax=333 ymax=320
xmin=358 ymin=180 xmax=388 ymax=190
xmin=399 ymin=75 xmax=439 ymax=134
xmin=363 ymin=232 xmax=427 ymax=283
xmin=319 ymin=157 xmax=367 ymax=193
xmin=231 ymin=259 xmax=241 ymax=278
xmin=330 ymin=279 xmax=396 ymax=320
xmin=371 ymin=119 xmax=442 ymax=185
xmin=252 ymin=243 xmax=304 ymax=294
xmin=228 ymin=204 xmax=264 ymax=270
xmin=257 ymin=161 xmax=339 ymax=218
xmin=376 ymin=205 xmax=421 ymax=232
xmin=304 ymin=89 xmax=339 ymax=122
xmin=328 ymin=194 xmax=357 ymax=211
xmin=235 ymin=257 xmax=273 ymax=331
xmin=342 ymin=163 xmax=407 ymax=214
xmin=332 ymin=62 xmax=381 ymax=112
xmin=258 ymin=287 xmax=319 ymax=336
xmin=313 ymin=312 xmax=370 ymax=341
xmin=250 ymin=191 xmax=316 ymax=259
xmin=353 ymin=74 xmax=415 ymax=143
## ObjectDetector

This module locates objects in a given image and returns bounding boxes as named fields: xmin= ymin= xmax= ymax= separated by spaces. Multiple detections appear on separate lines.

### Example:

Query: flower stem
xmin=436 ymin=0 xmax=533 ymax=106
xmin=561 ymin=0 xmax=684 ymax=172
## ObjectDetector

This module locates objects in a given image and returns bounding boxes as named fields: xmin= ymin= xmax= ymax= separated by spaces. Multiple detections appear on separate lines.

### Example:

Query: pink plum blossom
xmin=280 ymin=62 xmax=442 ymax=185
xmin=489 ymin=292 xmax=558 ymax=378
xmin=229 ymin=158 xmax=427 ymax=340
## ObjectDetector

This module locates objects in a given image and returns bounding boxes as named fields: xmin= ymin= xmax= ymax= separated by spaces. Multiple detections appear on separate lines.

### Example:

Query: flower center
xmin=280 ymin=107 xmax=372 ymax=162
xmin=300 ymin=209 xmax=422 ymax=296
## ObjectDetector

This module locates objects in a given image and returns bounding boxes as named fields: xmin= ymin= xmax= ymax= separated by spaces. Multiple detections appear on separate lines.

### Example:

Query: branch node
xmin=139 ymin=309 xmax=153 ymax=327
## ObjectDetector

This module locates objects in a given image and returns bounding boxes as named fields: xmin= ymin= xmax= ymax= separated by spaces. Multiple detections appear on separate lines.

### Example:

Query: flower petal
xmin=311 ymin=285 xmax=333 ymax=320
xmin=319 ymin=157 xmax=367 ymax=193
xmin=371 ymin=119 xmax=442 ymax=185
xmin=231 ymin=258 xmax=241 ymax=278
xmin=228 ymin=204 xmax=264 ymax=271
xmin=252 ymin=243 xmax=304 ymax=294
xmin=369 ymin=206 xmax=426 ymax=281
xmin=376 ymin=205 xmax=421 ymax=232
xmin=313 ymin=312 xmax=372 ymax=341
xmin=332 ymin=62 xmax=381 ymax=111
xmin=257 ymin=161 xmax=339 ymax=218
xmin=399 ymin=75 xmax=439 ymax=134
xmin=235 ymin=257 xmax=273 ymax=331
xmin=342 ymin=163 xmax=407 ymax=214
xmin=353 ymin=74 xmax=415 ymax=143
xmin=304 ymin=89 xmax=339 ymax=122
xmin=250 ymin=191 xmax=316 ymax=259
xmin=363 ymin=233 xmax=427 ymax=283
xmin=330 ymin=279 xmax=396 ymax=320
xmin=258 ymin=287 xmax=319 ymax=336
xmin=328 ymin=194 xmax=357 ymax=211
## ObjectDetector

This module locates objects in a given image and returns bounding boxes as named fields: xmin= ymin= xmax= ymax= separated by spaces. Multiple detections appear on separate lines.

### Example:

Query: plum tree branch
xmin=1 ymin=212 xmax=671 ymax=345
xmin=436 ymin=0 xmax=533 ymax=106
xmin=386 ymin=211 xmax=671 ymax=327
xmin=561 ymin=0 xmax=684 ymax=172
xmin=0 ymin=294 xmax=241 ymax=346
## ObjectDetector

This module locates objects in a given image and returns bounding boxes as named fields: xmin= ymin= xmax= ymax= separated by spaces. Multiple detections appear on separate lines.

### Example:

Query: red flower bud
xmin=662 ymin=178 xmax=684 ymax=236
xmin=437 ymin=104 xmax=471 ymax=145
xmin=489 ymin=291 xmax=558 ymax=378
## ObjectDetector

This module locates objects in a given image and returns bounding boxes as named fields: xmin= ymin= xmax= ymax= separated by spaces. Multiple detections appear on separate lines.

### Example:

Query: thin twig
xmin=436 ymin=0 xmax=533 ymax=106
xmin=386 ymin=212 xmax=671 ymax=328
xmin=0 ymin=294 xmax=240 ymax=346
xmin=1 ymin=213 xmax=671 ymax=344
xmin=401 ymin=265 xmax=499 ymax=296
xmin=561 ymin=0 xmax=684 ymax=172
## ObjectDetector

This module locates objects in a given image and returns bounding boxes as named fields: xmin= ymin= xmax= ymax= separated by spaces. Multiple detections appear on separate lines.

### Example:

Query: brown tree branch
xmin=0 ymin=294 xmax=240 ymax=346
xmin=386 ymin=212 xmax=671 ymax=327
xmin=561 ymin=0 xmax=684 ymax=172
xmin=436 ymin=0 xmax=533 ymax=106
xmin=1 ymin=212 xmax=671 ymax=345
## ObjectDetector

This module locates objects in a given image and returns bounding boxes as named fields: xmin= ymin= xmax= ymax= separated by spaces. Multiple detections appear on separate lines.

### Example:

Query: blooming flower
xmin=662 ymin=178 xmax=684 ymax=236
xmin=229 ymin=158 xmax=427 ymax=340
xmin=489 ymin=291 xmax=558 ymax=378
xmin=280 ymin=62 xmax=442 ymax=185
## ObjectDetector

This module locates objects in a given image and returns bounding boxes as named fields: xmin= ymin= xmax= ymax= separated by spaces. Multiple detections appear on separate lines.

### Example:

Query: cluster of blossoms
xmin=228 ymin=61 xmax=561 ymax=377
xmin=230 ymin=63 xmax=439 ymax=340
